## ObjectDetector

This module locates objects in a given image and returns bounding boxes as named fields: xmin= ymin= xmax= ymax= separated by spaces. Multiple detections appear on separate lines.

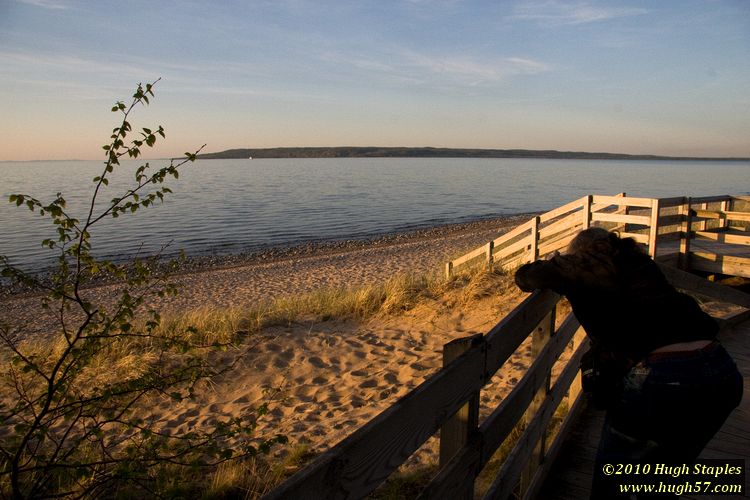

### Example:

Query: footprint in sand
xmin=273 ymin=357 xmax=289 ymax=369
xmin=308 ymin=356 xmax=328 ymax=368
xmin=312 ymin=376 xmax=328 ymax=385
xmin=264 ymin=342 xmax=282 ymax=353
xmin=384 ymin=373 xmax=398 ymax=384
xmin=360 ymin=379 xmax=378 ymax=389
xmin=279 ymin=348 xmax=295 ymax=361
xmin=350 ymin=369 xmax=367 ymax=377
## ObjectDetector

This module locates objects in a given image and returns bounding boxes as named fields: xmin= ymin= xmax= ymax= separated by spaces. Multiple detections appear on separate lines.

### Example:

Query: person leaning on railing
xmin=514 ymin=227 xmax=743 ymax=500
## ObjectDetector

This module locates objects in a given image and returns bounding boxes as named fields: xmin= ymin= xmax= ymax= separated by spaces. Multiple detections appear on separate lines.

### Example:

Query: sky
xmin=0 ymin=0 xmax=749 ymax=161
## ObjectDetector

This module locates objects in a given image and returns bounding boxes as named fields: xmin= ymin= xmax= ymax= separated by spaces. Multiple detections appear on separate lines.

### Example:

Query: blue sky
xmin=1 ymin=0 xmax=748 ymax=160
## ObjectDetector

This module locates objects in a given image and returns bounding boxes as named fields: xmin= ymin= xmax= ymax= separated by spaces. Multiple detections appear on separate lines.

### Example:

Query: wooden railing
xmin=663 ymin=195 xmax=750 ymax=277
xmin=266 ymin=290 xmax=589 ymax=500
xmin=266 ymin=194 xmax=750 ymax=500
xmin=447 ymin=194 xmax=750 ymax=279
xmin=446 ymin=193 xmax=659 ymax=277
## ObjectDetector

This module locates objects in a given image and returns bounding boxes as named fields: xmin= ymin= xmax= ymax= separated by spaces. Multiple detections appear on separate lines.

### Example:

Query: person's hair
xmin=568 ymin=227 xmax=643 ymax=256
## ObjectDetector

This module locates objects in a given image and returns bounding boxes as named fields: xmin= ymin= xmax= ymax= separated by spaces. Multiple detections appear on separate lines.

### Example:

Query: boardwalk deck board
xmin=538 ymin=319 xmax=750 ymax=500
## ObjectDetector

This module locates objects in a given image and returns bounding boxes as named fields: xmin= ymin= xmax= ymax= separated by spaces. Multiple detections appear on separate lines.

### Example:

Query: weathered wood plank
xmin=591 ymin=195 xmax=654 ymax=208
xmin=539 ymin=197 xmax=586 ymax=224
xmin=492 ymin=219 xmax=534 ymax=249
xmin=692 ymin=209 xmax=750 ymax=222
xmin=658 ymin=196 xmax=688 ymax=208
xmin=648 ymin=198 xmax=661 ymax=258
xmin=716 ymin=309 xmax=750 ymax=331
xmin=452 ymin=244 xmax=490 ymax=268
xmin=679 ymin=199 xmax=693 ymax=270
xmin=582 ymin=195 xmax=592 ymax=229
xmin=690 ymin=195 xmax=732 ymax=204
xmin=590 ymin=212 xmax=651 ymax=225
xmin=656 ymin=213 xmax=684 ymax=227
xmin=538 ymin=213 xmax=581 ymax=240
xmin=690 ymin=252 xmax=750 ymax=279
xmin=530 ymin=217 xmax=540 ymax=262
xmin=658 ymin=264 xmax=750 ymax=308
xmin=485 ymin=290 xmax=561 ymax=378
xmin=494 ymin=234 xmax=533 ymax=261
xmin=440 ymin=335 xmax=482 ymax=481
xmin=537 ymin=231 xmax=577 ymax=257
xmin=617 ymin=231 xmax=649 ymax=244
xmin=694 ymin=230 xmax=750 ymax=246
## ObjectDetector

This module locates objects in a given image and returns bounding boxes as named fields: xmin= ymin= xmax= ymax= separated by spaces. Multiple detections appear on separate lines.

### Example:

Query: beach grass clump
xmin=149 ymin=272 xmax=452 ymax=346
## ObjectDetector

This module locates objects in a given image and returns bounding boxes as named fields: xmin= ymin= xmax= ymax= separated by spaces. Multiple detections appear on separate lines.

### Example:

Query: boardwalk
xmin=540 ymin=318 xmax=750 ymax=500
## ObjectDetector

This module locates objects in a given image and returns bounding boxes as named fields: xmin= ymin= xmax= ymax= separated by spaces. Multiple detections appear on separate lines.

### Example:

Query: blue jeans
xmin=591 ymin=341 xmax=743 ymax=499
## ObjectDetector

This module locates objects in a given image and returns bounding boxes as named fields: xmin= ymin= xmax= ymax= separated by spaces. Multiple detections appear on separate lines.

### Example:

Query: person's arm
xmin=514 ymin=257 xmax=570 ymax=293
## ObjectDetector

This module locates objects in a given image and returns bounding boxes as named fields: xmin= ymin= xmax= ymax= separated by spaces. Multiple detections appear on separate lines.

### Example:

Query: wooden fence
xmin=266 ymin=290 xmax=588 ymax=500
xmin=446 ymin=194 xmax=750 ymax=279
xmin=266 ymin=194 xmax=750 ymax=500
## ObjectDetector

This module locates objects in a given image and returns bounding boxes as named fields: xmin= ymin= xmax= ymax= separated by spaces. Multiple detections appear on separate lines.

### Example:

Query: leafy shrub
xmin=0 ymin=81 xmax=285 ymax=499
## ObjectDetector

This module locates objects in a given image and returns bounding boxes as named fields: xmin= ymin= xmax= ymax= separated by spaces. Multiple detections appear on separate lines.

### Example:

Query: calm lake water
xmin=1 ymin=158 xmax=749 ymax=271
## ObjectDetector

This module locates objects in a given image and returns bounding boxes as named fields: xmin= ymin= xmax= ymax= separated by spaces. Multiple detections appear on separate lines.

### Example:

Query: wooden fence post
xmin=445 ymin=261 xmax=453 ymax=279
xmin=615 ymin=192 xmax=627 ymax=233
xmin=679 ymin=197 xmax=693 ymax=270
xmin=440 ymin=335 xmax=482 ymax=498
xmin=698 ymin=202 xmax=708 ymax=232
xmin=520 ymin=307 xmax=556 ymax=495
xmin=582 ymin=195 xmax=592 ymax=230
xmin=720 ymin=199 xmax=730 ymax=230
xmin=530 ymin=216 xmax=540 ymax=262
xmin=486 ymin=241 xmax=495 ymax=271
xmin=648 ymin=198 xmax=661 ymax=258
xmin=567 ymin=326 xmax=587 ymax=406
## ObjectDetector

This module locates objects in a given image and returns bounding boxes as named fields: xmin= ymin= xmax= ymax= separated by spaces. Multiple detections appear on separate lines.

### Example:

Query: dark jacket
xmin=514 ymin=246 xmax=718 ymax=368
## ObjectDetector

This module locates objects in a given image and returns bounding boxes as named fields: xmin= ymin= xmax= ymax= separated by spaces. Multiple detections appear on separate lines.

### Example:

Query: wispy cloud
xmin=15 ymin=0 xmax=70 ymax=9
xmin=319 ymin=48 xmax=552 ymax=90
xmin=404 ymin=52 xmax=552 ymax=86
xmin=511 ymin=1 xmax=648 ymax=26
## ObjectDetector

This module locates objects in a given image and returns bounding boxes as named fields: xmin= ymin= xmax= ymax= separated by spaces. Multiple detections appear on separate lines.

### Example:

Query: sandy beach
xmin=1 ymin=213 xmax=548 ymax=489
xmin=1 ymin=214 xmax=534 ymax=335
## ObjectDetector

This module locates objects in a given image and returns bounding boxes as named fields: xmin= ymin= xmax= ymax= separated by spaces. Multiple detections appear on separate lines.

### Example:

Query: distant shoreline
xmin=198 ymin=146 xmax=750 ymax=162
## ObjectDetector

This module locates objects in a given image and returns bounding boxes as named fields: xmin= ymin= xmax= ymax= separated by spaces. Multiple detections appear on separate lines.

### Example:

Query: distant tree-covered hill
xmin=198 ymin=147 xmax=748 ymax=161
